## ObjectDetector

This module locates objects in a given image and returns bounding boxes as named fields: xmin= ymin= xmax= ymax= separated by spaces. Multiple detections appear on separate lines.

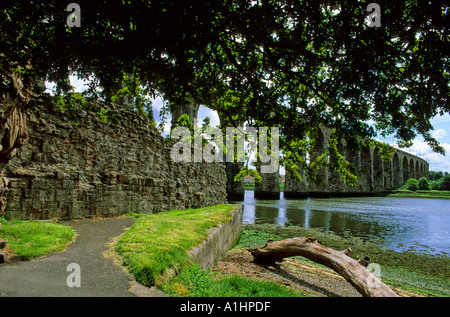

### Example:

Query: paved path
xmin=0 ymin=217 xmax=165 ymax=297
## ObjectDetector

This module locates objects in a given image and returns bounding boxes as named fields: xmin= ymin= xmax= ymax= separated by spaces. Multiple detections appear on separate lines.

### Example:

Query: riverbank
xmin=244 ymin=184 xmax=450 ymax=200
xmin=2 ymin=210 xmax=448 ymax=297
xmin=387 ymin=189 xmax=450 ymax=199
xmin=223 ymin=224 xmax=449 ymax=297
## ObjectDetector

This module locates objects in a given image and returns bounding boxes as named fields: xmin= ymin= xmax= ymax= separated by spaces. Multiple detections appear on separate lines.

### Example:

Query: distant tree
xmin=429 ymin=171 xmax=444 ymax=181
xmin=417 ymin=177 xmax=430 ymax=190
xmin=405 ymin=178 xmax=418 ymax=191
xmin=430 ymin=180 xmax=441 ymax=190
xmin=438 ymin=175 xmax=450 ymax=191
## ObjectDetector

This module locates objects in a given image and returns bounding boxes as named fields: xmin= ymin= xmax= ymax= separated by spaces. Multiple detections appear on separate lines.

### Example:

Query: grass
xmin=115 ymin=204 xmax=238 ymax=287
xmin=0 ymin=218 xmax=75 ymax=260
xmin=115 ymin=204 xmax=306 ymax=297
xmin=161 ymin=263 xmax=304 ymax=297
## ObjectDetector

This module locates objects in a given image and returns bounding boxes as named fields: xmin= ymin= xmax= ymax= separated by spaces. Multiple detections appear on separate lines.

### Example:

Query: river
xmin=234 ymin=191 xmax=450 ymax=255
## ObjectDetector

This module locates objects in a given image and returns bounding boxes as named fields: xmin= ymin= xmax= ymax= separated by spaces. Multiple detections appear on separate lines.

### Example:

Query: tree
xmin=405 ymin=178 xmax=418 ymax=191
xmin=1 ymin=1 xmax=449 ymax=184
xmin=417 ymin=177 xmax=430 ymax=190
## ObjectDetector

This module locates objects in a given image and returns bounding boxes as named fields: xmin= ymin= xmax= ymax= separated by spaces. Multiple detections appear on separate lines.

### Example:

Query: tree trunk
xmin=248 ymin=237 xmax=399 ymax=297
xmin=0 ymin=69 xmax=32 ymax=216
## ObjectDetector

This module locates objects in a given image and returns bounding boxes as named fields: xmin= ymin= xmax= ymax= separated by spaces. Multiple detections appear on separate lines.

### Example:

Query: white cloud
xmin=393 ymin=139 xmax=450 ymax=173
xmin=197 ymin=105 xmax=220 ymax=127
xmin=45 ymin=75 xmax=91 ymax=94
xmin=70 ymin=75 xmax=89 ymax=92
xmin=432 ymin=129 xmax=447 ymax=140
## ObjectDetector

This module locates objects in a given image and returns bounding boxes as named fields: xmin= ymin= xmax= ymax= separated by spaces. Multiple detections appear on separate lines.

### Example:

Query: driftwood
xmin=248 ymin=237 xmax=399 ymax=297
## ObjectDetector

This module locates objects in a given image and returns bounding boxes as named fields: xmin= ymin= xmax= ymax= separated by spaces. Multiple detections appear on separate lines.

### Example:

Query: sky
xmin=48 ymin=75 xmax=450 ymax=174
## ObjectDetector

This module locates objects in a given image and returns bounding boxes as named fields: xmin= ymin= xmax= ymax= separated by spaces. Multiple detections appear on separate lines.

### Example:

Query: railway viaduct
xmin=172 ymin=103 xmax=429 ymax=201
xmin=282 ymin=126 xmax=429 ymax=199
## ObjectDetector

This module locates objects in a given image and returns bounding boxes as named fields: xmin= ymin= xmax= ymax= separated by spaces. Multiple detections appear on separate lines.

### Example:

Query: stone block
xmin=62 ymin=180 xmax=74 ymax=189
xmin=32 ymin=179 xmax=48 ymax=189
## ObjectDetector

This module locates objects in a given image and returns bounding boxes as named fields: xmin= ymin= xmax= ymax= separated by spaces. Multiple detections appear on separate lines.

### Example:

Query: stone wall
xmin=3 ymin=97 xmax=226 ymax=220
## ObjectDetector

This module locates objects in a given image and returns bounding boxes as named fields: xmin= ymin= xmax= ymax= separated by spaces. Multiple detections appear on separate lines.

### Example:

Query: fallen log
xmin=248 ymin=237 xmax=399 ymax=297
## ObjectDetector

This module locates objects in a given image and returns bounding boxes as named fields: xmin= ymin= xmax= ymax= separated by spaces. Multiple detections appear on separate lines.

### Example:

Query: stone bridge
xmin=172 ymin=103 xmax=429 ymax=201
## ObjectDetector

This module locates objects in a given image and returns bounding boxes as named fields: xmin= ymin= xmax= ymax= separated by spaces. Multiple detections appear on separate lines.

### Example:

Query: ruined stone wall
xmin=3 ymin=97 xmax=226 ymax=220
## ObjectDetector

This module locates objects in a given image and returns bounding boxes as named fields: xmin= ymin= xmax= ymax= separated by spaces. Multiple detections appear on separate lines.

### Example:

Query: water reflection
xmin=235 ymin=191 xmax=450 ymax=255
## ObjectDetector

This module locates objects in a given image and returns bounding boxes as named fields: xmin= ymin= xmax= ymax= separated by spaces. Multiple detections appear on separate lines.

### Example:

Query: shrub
xmin=430 ymin=180 xmax=441 ymax=190
xmin=405 ymin=178 xmax=418 ymax=191
xmin=417 ymin=177 xmax=430 ymax=190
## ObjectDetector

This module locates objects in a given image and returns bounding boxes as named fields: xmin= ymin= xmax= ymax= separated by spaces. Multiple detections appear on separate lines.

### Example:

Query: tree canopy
xmin=1 ymin=0 xmax=449 ymax=155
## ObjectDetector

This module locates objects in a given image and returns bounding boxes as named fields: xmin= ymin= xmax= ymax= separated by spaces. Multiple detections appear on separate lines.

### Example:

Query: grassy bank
xmin=115 ymin=204 xmax=304 ymax=297
xmin=239 ymin=224 xmax=450 ymax=296
xmin=116 ymin=204 xmax=239 ymax=287
xmin=388 ymin=189 xmax=450 ymax=199
xmin=0 ymin=218 xmax=75 ymax=260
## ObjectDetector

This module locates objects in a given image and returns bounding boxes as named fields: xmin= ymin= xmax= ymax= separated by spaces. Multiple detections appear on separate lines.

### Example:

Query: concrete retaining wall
xmin=189 ymin=205 xmax=242 ymax=269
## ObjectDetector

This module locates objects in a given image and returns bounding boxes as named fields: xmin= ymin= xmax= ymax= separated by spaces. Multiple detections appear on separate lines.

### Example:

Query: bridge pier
xmin=218 ymin=114 xmax=245 ymax=201
xmin=254 ymin=159 xmax=281 ymax=199
xmin=373 ymin=147 xmax=385 ymax=193
xmin=359 ymin=145 xmax=374 ymax=194
xmin=327 ymin=139 xmax=348 ymax=197
xmin=223 ymin=161 xmax=245 ymax=201
xmin=345 ymin=145 xmax=361 ymax=196
xmin=284 ymin=148 xmax=308 ymax=198
xmin=170 ymin=100 xmax=200 ymax=130
xmin=307 ymin=126 xmax=333 ymax=197
xmin=392 ymin=152 xmax=402 ymax=186
xmin=383 ymin=157 xmax=394 ymax=190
